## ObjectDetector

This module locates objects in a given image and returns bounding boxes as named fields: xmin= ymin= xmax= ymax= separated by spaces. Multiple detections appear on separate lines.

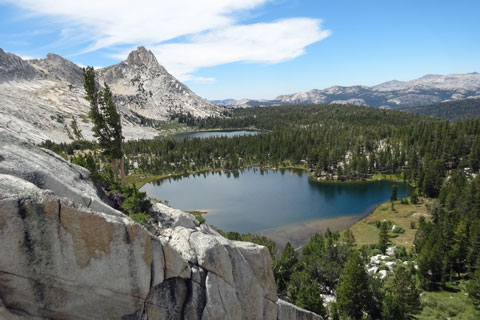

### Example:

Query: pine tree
xmin=336 ymin=252 xmax=370 ymax=320
xmin=410 ymin=189 xmax=419 ymax=204
xmin=390 ymin=184 xmax=398 ymax=202
xmin=382 ymin=266 xmax=421 ymax=320
xmin=70 ymin=116 xmax=84 ymax=141
xmin=417 ymin=229 xmax=445 ymax=290
xmin=378 ymin=221 xmax=390 ymax=254
xmin=467 ymin=261 xmax=480 ymax=307
xmin=83 ymin=67 xmax=125 ymax=185
xmin=274 ymin=242 xmax=298 ymax=294
xmin=286 ymin=271 xmax=326 ymax=317
xmin=343 ymin=228 xmax=356 ymax=248
xmin=451 ymin=220 xmax=469 ymax=275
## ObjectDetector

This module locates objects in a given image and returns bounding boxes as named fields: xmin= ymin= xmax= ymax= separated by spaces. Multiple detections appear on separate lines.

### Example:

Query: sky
xmin=0 ymin=0 xmax=479 ymax=100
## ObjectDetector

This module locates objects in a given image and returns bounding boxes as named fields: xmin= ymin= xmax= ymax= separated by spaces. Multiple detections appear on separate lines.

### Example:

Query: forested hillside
xmin=402 ymin=98 xmax=480 ymax=121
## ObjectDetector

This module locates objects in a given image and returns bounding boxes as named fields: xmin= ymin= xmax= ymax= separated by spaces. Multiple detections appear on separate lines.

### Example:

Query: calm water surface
xmin=141 ymin=168 xmax=410 ymax=233
xmin=168 ymin=130 xmax=260 ymax=140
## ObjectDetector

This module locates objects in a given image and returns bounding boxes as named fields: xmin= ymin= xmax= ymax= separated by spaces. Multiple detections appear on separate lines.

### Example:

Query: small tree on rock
xmin=83 ymin=67 xmax=125 ymax=185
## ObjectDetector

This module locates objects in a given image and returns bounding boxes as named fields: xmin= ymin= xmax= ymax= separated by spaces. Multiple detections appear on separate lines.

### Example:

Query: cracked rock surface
xmin=0 ymin=133 xmax=322 ymax=320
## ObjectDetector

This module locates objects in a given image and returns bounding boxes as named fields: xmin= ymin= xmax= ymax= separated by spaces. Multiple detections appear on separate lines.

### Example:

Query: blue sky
xmin=1 ymin=0 xmax=479 ymax=100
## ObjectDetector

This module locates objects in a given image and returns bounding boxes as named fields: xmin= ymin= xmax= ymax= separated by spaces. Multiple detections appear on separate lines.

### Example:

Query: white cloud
xmin=18 ymin=54 xmax=37 ymax=60
xmin=148 ymin=18 xmax=330 ymax=80
xmin=3 ymin=0 xmax=330 ymax=81
xmin=3 ymin=0 xmax=268 ymax=48
xmin=183 ymin=76 xmax=216 ymax=84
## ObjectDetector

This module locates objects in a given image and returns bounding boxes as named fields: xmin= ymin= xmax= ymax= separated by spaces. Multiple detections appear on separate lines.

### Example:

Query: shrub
xmin=121 ymin=184 xmax=152 ymax=224
xmin=130 ymin=212 xmax=149 ymax=224
xmin=186 ymin=211 xmax=206 ymax=224
xmin=392 ymin=225 xmax=405 ymax=234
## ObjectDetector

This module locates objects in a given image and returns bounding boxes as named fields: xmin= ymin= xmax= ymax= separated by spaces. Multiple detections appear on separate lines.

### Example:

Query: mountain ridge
xmin=0 ymin=47 xmax=222 ymax=143
xmin=213 ymin=72 xmax=480 ymax=108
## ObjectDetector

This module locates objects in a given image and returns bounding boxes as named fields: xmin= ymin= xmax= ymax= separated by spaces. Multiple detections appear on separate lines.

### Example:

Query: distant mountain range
xmin=0 ymin=47 xmax=221 ymax=143
xmin=213 ymin=73 xmax=480 ymax=109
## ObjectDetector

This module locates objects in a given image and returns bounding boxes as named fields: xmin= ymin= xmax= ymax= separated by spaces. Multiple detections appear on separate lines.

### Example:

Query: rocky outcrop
xmin=0 ymin=49 xmax=41 ymax=82
xmin=29 ymin=53 xmax=84 ymax=85
xmin=0 ymin=133 xmax=120 ymax=217
xmin=0 ymin=132 xmax=321 ymax=320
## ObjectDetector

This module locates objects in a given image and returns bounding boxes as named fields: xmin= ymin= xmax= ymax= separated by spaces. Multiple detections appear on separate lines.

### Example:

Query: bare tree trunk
xmin=112 ymin=159 xmax=119 ymax=182
xmin=120 ymin=157 xmax=126 ymax=186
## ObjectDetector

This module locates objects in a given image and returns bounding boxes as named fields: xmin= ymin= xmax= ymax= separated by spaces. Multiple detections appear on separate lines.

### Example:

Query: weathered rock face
xmin=97 ymin=46 xmax=221 ymax=121
xmin=29 ymin=53 xmax=84 ymax=85
xmin=0 ymin=48 xmax=41 ymax=82
xmin=0 ymin=133 xmax=120 ymax=217
xmin=0 ymin=133 xmax=321 ymax=320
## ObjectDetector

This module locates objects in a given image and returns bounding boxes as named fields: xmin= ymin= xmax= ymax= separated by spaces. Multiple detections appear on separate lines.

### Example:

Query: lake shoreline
xmin=140 ymin=167 xmax=410 ymax=239
xmin=129 ymin=165 xmax=412 ymax=190
xmin=258 ymin=204 xmax=380 ymax=250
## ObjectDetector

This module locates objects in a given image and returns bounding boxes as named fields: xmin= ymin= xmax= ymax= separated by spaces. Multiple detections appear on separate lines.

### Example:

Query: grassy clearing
xmin=344 ymin=198 xmax=431 ymax=251
xmin=157 ymin=121 xmax=187 ymax=132
xmin=125 ymin=173 xmax=172 ymax=188
xmin=125 ymin=168 xmax=222 ymax=188
xmin=417 ymin=282 xmax=480 ymax=320
xmin=370 ymin=173 xmax=403 ymax=181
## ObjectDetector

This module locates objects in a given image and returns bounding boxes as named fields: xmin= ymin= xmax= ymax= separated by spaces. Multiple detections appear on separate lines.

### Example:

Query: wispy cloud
xmin=2 ymin=0 xmax=330 ymax=81
xmin=183 ymin=76 xmax=216 ymax=84
xmin=18 ymin=54 xmax=37 ymax=60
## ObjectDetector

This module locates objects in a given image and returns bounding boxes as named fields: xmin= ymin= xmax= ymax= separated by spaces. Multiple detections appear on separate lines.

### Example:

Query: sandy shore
xmin=258 ymin=213 xmax=369 ymax=250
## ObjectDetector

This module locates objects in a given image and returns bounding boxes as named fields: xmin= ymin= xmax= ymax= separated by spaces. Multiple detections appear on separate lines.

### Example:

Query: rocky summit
xmin=0 ymin=132 xmax=322 ymax=320
xmin=97 ymin=47 xmax=220 ymax=121
xmin=0 ymin=47 xmax=221 ymax=144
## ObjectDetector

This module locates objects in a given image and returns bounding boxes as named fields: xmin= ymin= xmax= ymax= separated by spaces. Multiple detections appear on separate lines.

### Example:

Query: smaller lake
xmin=168 ymin=130 xmax=260 ymax=140
xmin=141 ymin=168 xmax=410 ymax=234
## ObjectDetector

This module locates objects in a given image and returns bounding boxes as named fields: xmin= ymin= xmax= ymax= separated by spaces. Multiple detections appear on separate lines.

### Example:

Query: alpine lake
xmin=143 ymin=130 xmax=410 ymax=245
